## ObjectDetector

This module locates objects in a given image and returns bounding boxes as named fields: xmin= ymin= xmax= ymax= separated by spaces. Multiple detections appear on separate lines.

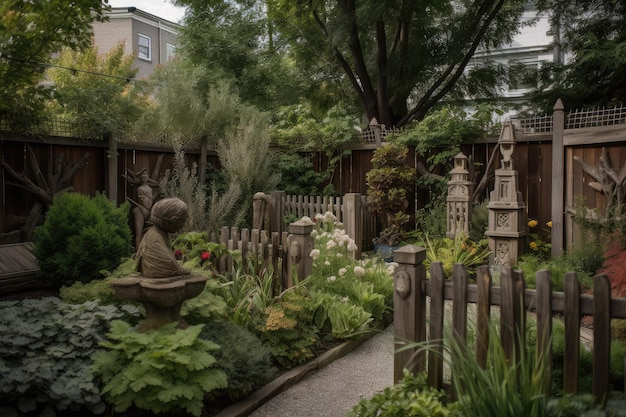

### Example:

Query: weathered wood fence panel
xmin=207 ymin=220 xmax=315 ymax=294
xmin=207 ymin=226 xmax=288 ymax=294
xmin=2 ymin=104 xmax=626 ymax=253
xmin=258 ymin=192 xmax=379 ymax=255
xmin=393 ymin=244 xmax=626 ymax=401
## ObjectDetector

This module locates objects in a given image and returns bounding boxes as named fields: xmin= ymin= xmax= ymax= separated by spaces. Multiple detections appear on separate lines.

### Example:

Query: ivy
xmin=91 ymin=320 xmax=227 ymax=416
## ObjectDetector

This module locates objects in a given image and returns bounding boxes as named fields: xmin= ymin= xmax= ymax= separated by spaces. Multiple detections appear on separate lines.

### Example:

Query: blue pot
xmin=374 ymin=244 xmax=400 ymax=262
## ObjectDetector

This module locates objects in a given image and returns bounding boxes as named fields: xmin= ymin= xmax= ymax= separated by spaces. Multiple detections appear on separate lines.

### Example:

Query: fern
xmin=91 ymin=321 xmax=227 ymax=416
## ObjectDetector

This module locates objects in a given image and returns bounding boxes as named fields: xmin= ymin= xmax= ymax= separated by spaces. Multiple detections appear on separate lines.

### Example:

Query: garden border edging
xmin=214 ymin=324 xmax=384 ymax=417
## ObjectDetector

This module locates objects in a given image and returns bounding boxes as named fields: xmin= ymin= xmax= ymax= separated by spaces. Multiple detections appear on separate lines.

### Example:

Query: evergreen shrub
xmin=33 ymin=192 xmax=132 ymax=287
xmin=200 ymin=319 xmax=277 ymax=403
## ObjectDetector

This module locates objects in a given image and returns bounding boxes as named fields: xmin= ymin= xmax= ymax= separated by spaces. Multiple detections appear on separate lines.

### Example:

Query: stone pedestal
xmin=110 ymin=274 xmax=208 ymax=331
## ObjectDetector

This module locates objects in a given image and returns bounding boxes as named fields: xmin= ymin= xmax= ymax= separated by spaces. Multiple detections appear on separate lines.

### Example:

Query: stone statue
xmin=130 ymin=169 xmax=160 ymax=249
xmin=110 ymin=197 xmax=206 ymax=331
xmin=136 ymin=197 xmax=190 ymax=278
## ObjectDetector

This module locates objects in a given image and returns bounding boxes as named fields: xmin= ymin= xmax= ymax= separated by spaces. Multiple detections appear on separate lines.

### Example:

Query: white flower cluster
xmin=304 ymin=213 xmax=397 ymax=288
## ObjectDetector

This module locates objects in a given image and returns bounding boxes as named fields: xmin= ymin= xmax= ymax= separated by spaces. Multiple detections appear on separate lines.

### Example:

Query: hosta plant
xmin=348 ymin=370 xmax=459 ymax=417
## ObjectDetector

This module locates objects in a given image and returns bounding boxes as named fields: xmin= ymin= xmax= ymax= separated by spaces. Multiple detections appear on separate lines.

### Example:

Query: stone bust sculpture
xmin=135 ymin=197 xmax=191 ymax=278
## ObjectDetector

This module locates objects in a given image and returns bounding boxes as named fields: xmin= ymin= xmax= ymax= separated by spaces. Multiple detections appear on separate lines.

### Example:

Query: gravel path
xmin=248 ymin=326 xmax=395 ymax=417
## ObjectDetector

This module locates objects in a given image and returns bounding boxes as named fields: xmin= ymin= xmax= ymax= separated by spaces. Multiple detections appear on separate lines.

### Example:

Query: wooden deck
xmin=0 ymin=242 xmax=43 ymax=295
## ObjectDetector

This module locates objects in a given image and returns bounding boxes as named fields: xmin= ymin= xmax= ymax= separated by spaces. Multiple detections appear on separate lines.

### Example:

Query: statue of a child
xmin=135 ymin=197 xmax=190 ymax=278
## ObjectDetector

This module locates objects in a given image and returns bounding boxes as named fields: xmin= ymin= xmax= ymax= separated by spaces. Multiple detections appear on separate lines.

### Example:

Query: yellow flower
xmin=528 ymin=219 xmax=538 ymax=228
xmin=546 ymin=221 xmax=552 ymax=228
xmin=529 ymin=241 xmax=538 ymax=250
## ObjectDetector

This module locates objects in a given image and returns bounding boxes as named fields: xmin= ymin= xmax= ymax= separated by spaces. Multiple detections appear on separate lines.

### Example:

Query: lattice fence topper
xmin=512 ymin=103 xmax=626 ymax=134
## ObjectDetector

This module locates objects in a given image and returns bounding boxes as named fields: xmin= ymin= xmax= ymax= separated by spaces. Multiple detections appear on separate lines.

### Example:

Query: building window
xmin=509 ymin=61 xmax=538 ymax=91
xmin=138 ymin=34 xmax=151 ymax=61
xmin=166 ymin=43 xmax=176 ymax=62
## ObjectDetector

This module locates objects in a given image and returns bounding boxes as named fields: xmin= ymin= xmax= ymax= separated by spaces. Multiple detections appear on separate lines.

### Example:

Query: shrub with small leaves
xmin=91 ymin=320 xmax=227 ymax=416
xmin=33 ymin=192 xmax=132 ymax=287
xmin=0 ymin=297 xmax=140 ymax=416
xmin=200 ymin=319 xmax=277 ymax=403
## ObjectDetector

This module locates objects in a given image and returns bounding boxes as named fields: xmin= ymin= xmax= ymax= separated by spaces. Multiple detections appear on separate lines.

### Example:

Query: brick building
xmin=91 ymin=7 xmax=180 ymax=79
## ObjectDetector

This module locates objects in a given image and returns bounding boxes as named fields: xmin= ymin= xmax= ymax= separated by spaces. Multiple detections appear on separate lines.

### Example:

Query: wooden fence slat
xmin=563 ymin=272 xmax=581 ymax=394
xmin=535 ymin=269 xmax=553 ymax=391
xmin=500 ymin=266 xmax=516 ymax=361
xmin=500 ymin=267 xmax=526 ymax=360
xmin=452 ymin=263 xmax=468 ymax=343
xmin=271 ymin=232 xmax=280 ymax=295
xmin=475 ymin=265 xmax=491 ymax=368
xmin=593 ymin=274 xmax=611 ymax=400
xmin=219 ymin=226 xmax=229 ymax=272
xmin=513 ymin=269 xmax=526 ymax=354
xmin=428 ymin=262 xmax=446 ymax=389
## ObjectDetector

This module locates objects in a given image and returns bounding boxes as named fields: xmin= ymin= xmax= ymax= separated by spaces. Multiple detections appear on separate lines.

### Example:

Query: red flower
xmin=174 ymin=249 xmax=183 ymax=260
xmin=201 ymin=251 xmax=211 ymax=261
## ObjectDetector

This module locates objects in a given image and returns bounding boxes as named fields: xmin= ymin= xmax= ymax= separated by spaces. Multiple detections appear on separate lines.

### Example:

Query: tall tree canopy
xmin=530 ymin=0 xmax=626 ymax=111
xmin=177 ymin=0 xmax=527 ymax=127
xmin=0 ymin=0 xmax=107 ymax=123
xmin=174 ymin=0 xmax=323 ymax=113
xmin=269 ymin=0 xmax=526 ymax=127
xmin=45 ymin=43 xmax=149 ymax=138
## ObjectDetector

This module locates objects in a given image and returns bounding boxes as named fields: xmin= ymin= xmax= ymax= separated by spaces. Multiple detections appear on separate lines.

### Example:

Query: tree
xmin=0 ymin=0 xmax=107 ymax=124
xmin=528 ymin=0 xmax=626 ymax=112
xmin=45 ymin=43 xmax=150 ymax=138
xmin=142 ymin=59 xmax=244 ymax=184
xmin=269 ymin=0 xmax=527 ymax=127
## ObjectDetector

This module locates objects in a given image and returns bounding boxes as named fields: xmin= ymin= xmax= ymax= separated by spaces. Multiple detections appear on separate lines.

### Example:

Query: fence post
xmin=593 ymin=274 xmax=611 ymax=401
xmin=270 ymin=191 xmax=286 ymax=238
xmin=286 ymin=219 xmax=314 ymax=287
xmin=252 ymin=192 xmax=265 ymax=231
xmin=393 ymin=244 xmax=427 ymax=382
xmin=552 ymin=99 xmax=565 ymax=256
xmin=342 ymin=193 xmax=362 ymax=258
xmin=106 ymin=132 xmax=118 ymax=204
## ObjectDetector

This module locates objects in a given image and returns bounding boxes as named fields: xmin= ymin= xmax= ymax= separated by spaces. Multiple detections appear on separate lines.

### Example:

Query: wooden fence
xmin=210 ymin=226 xmax=288 ymax=293
xmin=392 ymin=244 xmax=626 ymax=400
xmin=2 ymin=102 xmax=625 ymax=253
xmin=282 ymin=193 xmax=379 ymax=254
xmin=207 ymin=218 xmax=315 ymax=293
xmin=247 ymin=191 xmax=379 ymax=258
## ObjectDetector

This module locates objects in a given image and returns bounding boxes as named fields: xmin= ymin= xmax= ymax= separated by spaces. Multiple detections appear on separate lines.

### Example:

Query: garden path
xmin=248 ymin=325 xmax=395 ymax=417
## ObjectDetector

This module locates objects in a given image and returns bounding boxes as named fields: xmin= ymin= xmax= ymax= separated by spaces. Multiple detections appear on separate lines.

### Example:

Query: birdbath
xmin=110 ymin=197 xmax=207 ymax=331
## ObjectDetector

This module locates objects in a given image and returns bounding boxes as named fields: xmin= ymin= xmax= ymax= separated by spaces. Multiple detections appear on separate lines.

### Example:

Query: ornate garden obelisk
xmin=447 ymin=152 xmax=473 ymax=238
xmin=486 ymin=122 xmax=526 ymax=267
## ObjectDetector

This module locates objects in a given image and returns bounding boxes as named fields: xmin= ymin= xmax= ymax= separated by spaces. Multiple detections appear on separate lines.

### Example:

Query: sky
xmin=106 ymin=0 xmax=187 ymax=24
